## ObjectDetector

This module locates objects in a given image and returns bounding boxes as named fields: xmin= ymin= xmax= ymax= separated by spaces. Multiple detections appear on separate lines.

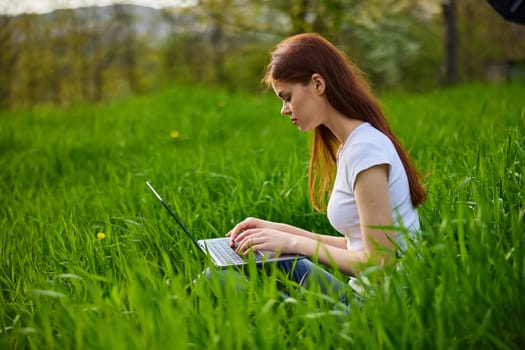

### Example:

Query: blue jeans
xmin=203 ymin=258 xmax=351 ymax=303
xmin=276 ymin=258 xmax=350 ymax=303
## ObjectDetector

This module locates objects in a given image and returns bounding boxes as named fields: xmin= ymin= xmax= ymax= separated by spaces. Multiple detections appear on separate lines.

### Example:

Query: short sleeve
xmin=344 ymin=140 xmax=392 ymax=190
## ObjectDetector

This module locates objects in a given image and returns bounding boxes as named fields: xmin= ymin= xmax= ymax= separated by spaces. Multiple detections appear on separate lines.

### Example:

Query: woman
xmin=227 ymin=33 xmax=426 ymax=296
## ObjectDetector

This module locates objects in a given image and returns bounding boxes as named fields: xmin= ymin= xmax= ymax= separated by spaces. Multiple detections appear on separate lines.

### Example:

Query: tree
xmin=458 ymin=0 xmax=525 ymax=82
xmin=197 ymin=0 xmax=235 ymax=84
xmin=18 ymin=14 xmax=42 ymax=106
xmin=442 ymin=0 xmax=459 ymax=85
xmin=112 ymin=4 xmax=140 ymax=93
xmin=0 ymin=15 xmax=19 ymax=110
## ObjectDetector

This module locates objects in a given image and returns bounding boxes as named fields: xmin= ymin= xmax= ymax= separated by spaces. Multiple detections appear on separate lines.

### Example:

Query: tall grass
xmin=1 ymin=83 xmax=524 ymax=349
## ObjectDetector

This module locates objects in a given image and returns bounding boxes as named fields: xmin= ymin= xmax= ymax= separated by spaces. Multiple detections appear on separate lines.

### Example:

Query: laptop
xmin=146 ymin=181 xmax=303 ymax=267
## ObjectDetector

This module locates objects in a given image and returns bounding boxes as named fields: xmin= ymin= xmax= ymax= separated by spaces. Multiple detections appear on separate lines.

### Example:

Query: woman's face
xmin=272 ymin=77 xmax=327 ymax=132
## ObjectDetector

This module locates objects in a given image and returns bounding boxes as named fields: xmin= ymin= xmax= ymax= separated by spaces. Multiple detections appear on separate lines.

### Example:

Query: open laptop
xmin=146 ymin=181 xmax=303 ymax=267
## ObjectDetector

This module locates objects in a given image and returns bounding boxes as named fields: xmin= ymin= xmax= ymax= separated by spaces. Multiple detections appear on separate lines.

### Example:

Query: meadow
xmin=0 ymin=83 xmax=524 ymax=349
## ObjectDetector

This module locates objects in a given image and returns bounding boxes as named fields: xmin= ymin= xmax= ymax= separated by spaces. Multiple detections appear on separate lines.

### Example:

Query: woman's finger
xmin=234 ymin=228 xmax=262 ymax=244
xmin=237 ymin=236 xmax=267 ymax=255
xmin=235 ymin=231 xmax=263 ymax=252
xmin=227 ymin=220 xmax=253 ymax=245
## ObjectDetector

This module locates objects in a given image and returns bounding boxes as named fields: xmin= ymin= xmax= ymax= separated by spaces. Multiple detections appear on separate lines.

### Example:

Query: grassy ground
xmin=0 ymin=83 xmax=524 ymax=349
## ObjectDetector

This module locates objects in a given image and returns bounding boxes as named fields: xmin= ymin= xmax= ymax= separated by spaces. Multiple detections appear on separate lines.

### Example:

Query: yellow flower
xmin=170 ymin=130 xmax=180 ymax=139
xmin=96 ymin=232 xmax=106 ymax=240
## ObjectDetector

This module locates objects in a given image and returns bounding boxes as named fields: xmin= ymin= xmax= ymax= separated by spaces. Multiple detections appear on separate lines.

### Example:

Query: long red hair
xmin=263 ymin=33 xmax=426 ymax=211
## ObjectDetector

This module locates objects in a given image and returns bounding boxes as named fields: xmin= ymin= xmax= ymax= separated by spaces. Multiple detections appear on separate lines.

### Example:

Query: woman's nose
xmin=281 ymin=102 xmax=291 ymax=116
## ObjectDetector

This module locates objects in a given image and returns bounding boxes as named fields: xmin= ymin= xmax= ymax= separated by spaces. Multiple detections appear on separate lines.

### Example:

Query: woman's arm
xmin=353 ymin=164 xmax=395 ymax=266
xmin=227 ymin=218 xmax=347 ymax=249
xmin=291 ymin=164 xmax=396 ymax=274
xmin=233 ymin=164 xmax=396 ymax=275
xmin=275 ymin=223 xmax=348 ymax=249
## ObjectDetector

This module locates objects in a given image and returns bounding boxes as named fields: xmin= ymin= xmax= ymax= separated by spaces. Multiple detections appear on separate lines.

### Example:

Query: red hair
xmin=263 ymin=33 xmax=426 ymax=210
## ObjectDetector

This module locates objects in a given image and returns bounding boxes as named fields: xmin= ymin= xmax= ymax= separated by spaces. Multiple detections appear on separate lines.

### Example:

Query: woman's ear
xmin=311 ymin=73 xmax=326 ymax=95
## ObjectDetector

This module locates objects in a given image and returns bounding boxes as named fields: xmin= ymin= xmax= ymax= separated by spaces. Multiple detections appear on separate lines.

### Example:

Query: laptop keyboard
xmin=207 ymin=240 xmax=264 ymax=265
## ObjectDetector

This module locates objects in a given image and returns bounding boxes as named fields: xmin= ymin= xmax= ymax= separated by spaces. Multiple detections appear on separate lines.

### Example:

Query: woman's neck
xmin=324 ymin=110 xmax=364 ymax=145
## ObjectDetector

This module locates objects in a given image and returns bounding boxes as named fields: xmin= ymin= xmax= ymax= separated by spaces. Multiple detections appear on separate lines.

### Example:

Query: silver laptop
xmin=146 ymin=181 xmax=303 ymax=267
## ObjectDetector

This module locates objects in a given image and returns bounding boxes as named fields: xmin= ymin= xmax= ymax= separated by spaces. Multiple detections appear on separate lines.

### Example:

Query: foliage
xmin=0 ymin=83 xmax=524 ymax=349
xmin=457 ymin=0 xmax=525 ymax=82
xmin=2 ymin=1 xmax=525 ymax=109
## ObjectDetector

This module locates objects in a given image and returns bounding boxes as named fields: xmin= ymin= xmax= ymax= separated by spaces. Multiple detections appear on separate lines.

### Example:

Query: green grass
xmin=1 ymin=83 xmax=524 ymax=349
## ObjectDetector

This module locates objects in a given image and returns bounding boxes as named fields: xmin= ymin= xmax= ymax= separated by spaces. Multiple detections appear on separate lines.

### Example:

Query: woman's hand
xmin=232 ymin=228 xmax=297 ymax=256
xmin=226 ymin=217 xmax=280 ymax=247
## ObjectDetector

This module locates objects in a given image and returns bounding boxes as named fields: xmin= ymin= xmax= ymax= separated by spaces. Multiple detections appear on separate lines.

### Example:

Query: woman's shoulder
xmin=345 ymin=122 xmax=393 ymax=152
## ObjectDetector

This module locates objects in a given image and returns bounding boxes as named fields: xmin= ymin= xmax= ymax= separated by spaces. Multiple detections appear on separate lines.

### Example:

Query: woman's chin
xmin=298 ymin=124 xmax=315 ymax=132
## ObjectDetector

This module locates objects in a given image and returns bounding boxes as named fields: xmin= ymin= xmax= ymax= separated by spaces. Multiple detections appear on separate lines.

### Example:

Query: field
xmin=1 ymin=83 xmax=524 ymax=349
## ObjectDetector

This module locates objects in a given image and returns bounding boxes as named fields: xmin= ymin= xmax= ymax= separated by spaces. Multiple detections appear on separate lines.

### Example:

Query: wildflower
xmin=96 ymin=232 xmax=106 ymax=240
xmin=170 ymin=130 xmax=180 ymax=139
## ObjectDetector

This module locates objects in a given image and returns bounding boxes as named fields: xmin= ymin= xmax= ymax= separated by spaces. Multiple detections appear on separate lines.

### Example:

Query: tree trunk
xmin=210 ymin=20 xmax=225 ymax=84
xmin=0 ymin=16 xmax=18 ymax=110
xmin=442 ymin=0 xmax=459 ymax=85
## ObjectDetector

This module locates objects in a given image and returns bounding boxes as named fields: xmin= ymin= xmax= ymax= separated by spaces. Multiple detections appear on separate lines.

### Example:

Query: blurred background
xmin=1 ymin=0 xmax=524 ymax=110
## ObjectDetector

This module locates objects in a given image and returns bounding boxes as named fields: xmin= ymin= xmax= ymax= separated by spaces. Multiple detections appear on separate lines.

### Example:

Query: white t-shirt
xmin=326 ymin=122 xmax=419 ymax=253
